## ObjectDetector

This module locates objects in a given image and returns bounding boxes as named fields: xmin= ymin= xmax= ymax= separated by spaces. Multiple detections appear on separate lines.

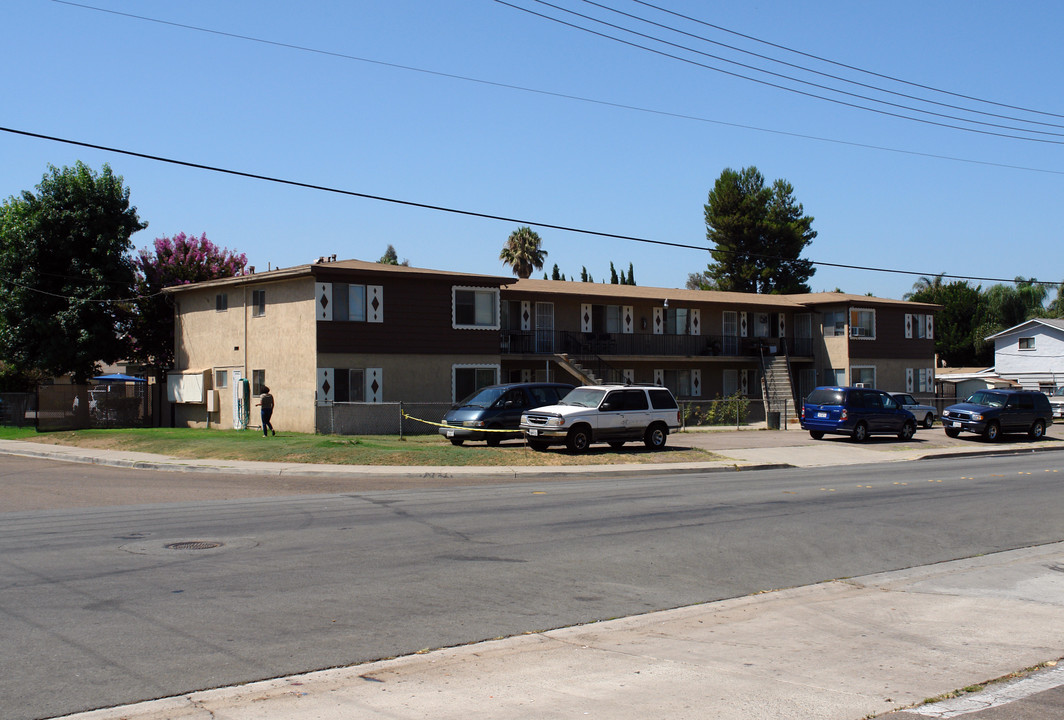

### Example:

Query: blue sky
xmin=4 ymin=0 xmax=1062 ymax=299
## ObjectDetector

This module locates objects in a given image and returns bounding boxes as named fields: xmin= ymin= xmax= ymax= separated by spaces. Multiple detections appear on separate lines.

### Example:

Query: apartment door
xmin=723 ymin=311 xmax=738 ymax=355
xmin=535 ymin=302 xmax=554 ymax=353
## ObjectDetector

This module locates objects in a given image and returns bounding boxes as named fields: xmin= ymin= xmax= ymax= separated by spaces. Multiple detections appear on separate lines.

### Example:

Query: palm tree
xmin=904 ymin=273 xmax=946 ymax=300
xmin=499 ymin=226 xmax=547 ymax=279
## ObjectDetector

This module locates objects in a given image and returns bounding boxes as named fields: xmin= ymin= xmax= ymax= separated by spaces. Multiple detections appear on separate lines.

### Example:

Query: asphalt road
xmin=3 ymin=453 xmax=1064 ymax=720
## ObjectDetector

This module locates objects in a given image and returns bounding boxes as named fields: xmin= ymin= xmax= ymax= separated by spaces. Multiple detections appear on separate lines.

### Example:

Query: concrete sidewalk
xmin=53 ymin=542 xmax=1064 ymax=720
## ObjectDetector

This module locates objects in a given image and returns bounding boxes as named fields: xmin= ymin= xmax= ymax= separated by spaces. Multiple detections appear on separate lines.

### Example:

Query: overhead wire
xmin=1 ymin=126 xmax=1060 ymax=290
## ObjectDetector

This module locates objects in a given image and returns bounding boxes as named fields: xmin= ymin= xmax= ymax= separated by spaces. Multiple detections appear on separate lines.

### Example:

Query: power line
xmin=501 ymin=0 xmax=1064 ymax=144
xmin=2 ymin=125 xmax=1059 ymax=288
xmin=580 ymin=0 xmax=1064 ymax=131
xmin=47 ymin=0 xmax=1064 ymax=171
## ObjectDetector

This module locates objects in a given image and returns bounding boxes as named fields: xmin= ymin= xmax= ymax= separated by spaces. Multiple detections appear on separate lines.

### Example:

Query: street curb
xmin=914 ymin=444 xmax=1064 ymax=462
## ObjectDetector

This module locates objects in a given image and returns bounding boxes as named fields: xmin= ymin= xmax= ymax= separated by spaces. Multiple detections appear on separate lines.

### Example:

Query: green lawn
xmin=0 ymin=426 xmax=719 ymax=466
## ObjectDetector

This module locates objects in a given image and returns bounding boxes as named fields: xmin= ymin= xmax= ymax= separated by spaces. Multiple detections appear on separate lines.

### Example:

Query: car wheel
xmin=983 ymin=422 xmax=1000 ymax=442
xmin=566 ymin=426 xmax=591 ymax=453
xmin=1029 ymin=419 xmax=1046 ymax=440
xmin=944 ymin=427 xmax=961 ymax=438
xmin=851 ymin=422 xmax=868 ymax=443
xmin=809 ymin=430 xmax=824 ymax=440
xmin=528 ymin=440 xmax=550 ymax=452
xmin=923 ymin=413 xmax=935 ymax=428
xmin=608 ymin=441 xmax=626 ymax=449
xmin=486 ymin=430 xmax=502 ymax=447
xmin=449 ymin=438 xmax=464 ymax=446
xmin=643 ymin=424 xmax=667 ymax=450
xmin=898 ymin=420 xmax=916 ymax=441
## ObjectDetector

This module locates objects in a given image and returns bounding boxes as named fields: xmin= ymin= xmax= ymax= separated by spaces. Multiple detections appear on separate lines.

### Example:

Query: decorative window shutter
xmin=367 ymin=285 xmax=384 ymax=323
xmin=778 ymin=314 xmax=785 ymax=338
xmin=904 ymin=314 xmax=912 ymax=339
xmin=926 ymin=315 xmax=934 ymax=339
xmin=365 ymin=368 xmax=383 ymax=403
xmin=521 ymin=369 xmax=532 ymax=383
xmin=653 ymin=368 xmax=664 ymax=386
xmin=740 ymin=312 xmax=748 ymax=337
xmin=521 ymin=301 xmax=531 ymax=331
xmin=581 ymin=304 xmax=593 ymax=333
xmin=691 ymin=368 xmax=702 ymax=397
xmin=623 ymin=306 xmax=634 ymax=334
xmin=740 ymin=369 xmax=749 ymax=395
xmin=317 ymin=368 xmax=334 ymax=402
xmin=906 ymin=368 xmax=914 ymax=393
xmin=623 ymin=368 xmax=635 ymax=383
xmin=316 ymin=283 xmax=333 ymax=321
xmin=927 ymin=368 xmax=934 ymax=392
xmin=653 ymin=307 xmax=664 ymax=335
xmin=690 ymin=309 xmax=701 ymax=336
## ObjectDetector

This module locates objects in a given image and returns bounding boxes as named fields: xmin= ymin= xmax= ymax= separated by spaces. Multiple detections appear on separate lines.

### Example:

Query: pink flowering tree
xmin=127 ymin=233 xmax=247 ymax=376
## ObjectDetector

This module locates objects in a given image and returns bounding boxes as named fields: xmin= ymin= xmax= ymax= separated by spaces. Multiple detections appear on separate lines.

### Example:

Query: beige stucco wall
xmin=173 ymin=277 xmax=318 ymax=433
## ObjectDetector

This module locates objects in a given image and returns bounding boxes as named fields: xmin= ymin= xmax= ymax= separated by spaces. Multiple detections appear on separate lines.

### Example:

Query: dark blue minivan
xmin=801 ymin=386 xmax=916 ymax=442
xmin=440 ymin=382 xmax=574 ymax=446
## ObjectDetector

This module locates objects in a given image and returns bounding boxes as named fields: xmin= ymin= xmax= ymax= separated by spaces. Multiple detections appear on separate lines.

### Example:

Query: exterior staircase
xmin=553 ymin=354 xmax=602 ymax=386
xmin=762 ymin=355 xmax=799 ymax=427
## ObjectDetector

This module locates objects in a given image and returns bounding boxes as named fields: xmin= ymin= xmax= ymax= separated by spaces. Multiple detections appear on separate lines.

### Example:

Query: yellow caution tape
xmin=401 ymin=411 xmax=520 ymax=433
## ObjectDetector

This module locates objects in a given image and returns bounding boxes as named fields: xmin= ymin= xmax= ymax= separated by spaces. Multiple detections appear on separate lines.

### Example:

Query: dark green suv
xmin=941 ymin=389 xmax=1053 ymax=441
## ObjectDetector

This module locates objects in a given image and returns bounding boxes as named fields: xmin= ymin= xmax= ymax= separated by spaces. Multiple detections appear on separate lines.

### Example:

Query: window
xmin=252 ymin=290 xmax=266 ymax=317
xmin=662 ymin=369 xmax=693 ymax=398
xmin=605 ymin=305 xmax=622 ymax=334
xmin=252 ymin=369 xmax=266 ymax=396
xmin=849 ymin=308 xmax=875 ymax=339
xmin=331 ymin=284 xmax=367 ymax=322
xmin=453 ymin=287 xmax=499 ymax=329
xmin=823 ymin=310 xmax=846 ymax=337
xmin=722 ymin=369 xmax=738 ymax=397
xmin=215 ymin=293 xmax=228 ymax=312
xmin=214 ymin=370 xmax=228 ymax=389
xmin=753 ymin=313 xmax=771 ymax=338
xmin=1019 ymin=337 xmax=1036 ymax=350
xmin=333 ymin=368 xmax=365 ymax=402
xmin=824 ymin=368 xmax=845 ymax=386
xmin=851 ymin=366 xmax=876 ymax=387
xmin=667 ymin=308 xmax=689 ymax=335
xmin=453 ymin=365 xmax=499 ymax=401
xmin=914 ymin=314 xmax=927 ymax=338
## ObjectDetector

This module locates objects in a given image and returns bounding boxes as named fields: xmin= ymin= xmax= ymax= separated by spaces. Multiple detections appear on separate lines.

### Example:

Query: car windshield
xmin=456 ymin=386 xmax=507 ymax=409
xmin=965 ymin=391 xmax=1005 ymax=408
xmin=806 ymin=388 xmax=845 ymax=406
xmin=559 ymin=387 xmax=607 ymax=408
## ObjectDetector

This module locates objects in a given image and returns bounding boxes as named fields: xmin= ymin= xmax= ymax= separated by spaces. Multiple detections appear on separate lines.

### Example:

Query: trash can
xmin=767 ymin=411 xmax=781 ymax=430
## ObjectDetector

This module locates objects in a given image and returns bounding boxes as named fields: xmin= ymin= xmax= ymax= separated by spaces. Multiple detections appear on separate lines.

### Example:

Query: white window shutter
xmin=316 ymin=283 xmax=333 ymax=321
xmin=653 ymin=307 xmax=664 ymax=335
xmin=927 ymin=368 xmax=934 ymax=392
xmin=926 ymin=314 xmax=934 ymax=339
xmin=904 ymin=314 xmax=912 ymax=339
xmin=623 ymin=368 xmax=635 ymax=383
xmin=690 ymin=308 xmax=701 ymax=336
xmin=317 ymin=368 xmax=334 ymax=402
xmin=906 ymin=368 xmax=914 ymax=393
xmin=521 ymin=301 xmax=531 ymax=331
xmin=521 ymin=368 xmax=532 ymax=382
xmin=778 ymin=314 xmax=785 ymax=338
xmin=691 ymin=368 xmax=702 ymax=397
xmin=367 ymin=285 xmax=384 ymax=323
xmin=740 ymin=312 xmax=748 ymax=338
xmin=365 ymin=368 xmax=383 ymax=403
xmin=581 ymin=303 xmax=593 ymax=333
xmin=741 ymin=369 xmax=749 ymax=395
xmin=623 ymin=306 xmax=634 ymax=334
xmin=653 ymin=368 xmax=664 ymax=386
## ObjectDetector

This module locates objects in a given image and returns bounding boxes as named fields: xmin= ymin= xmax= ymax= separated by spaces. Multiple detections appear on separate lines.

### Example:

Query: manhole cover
xmin=164 ymin=541 xmax=223 ymax=551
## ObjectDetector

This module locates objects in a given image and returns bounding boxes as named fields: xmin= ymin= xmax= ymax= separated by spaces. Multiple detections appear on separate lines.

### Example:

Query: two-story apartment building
xmin=165 ymin=258 xmax=938 ymax=433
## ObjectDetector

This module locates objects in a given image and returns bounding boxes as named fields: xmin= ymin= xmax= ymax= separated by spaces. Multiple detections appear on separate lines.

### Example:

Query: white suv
xmin=520 ymin=384 xmax=681 ymax=453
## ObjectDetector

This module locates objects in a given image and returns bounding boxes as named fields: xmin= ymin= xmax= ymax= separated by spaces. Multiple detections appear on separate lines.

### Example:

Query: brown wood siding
xmin=848 ymin=308 xmax=936 ymax=360
xmin=317 ymin=273 xmax=501 ymax=355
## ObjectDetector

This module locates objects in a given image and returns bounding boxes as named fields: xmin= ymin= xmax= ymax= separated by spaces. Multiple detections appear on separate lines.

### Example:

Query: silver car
xmin=889 ymin=392 xmax=936 ymax=428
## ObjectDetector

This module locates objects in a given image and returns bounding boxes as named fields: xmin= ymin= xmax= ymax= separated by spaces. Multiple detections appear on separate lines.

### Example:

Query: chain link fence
xmin=35 ymin=384 xmax=152 ymax=432
xmin=316 ymin=402 xmax=452 ymax=436
xmin=679 ymin=397 xmax=773 ymax=429
xmin=0 ymin=393 xmax=37 ymax=428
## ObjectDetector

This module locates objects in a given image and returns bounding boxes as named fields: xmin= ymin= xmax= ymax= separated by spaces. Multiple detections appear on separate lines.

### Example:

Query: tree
xmin=128 ymin=233 xmax=247 ymax=376
xmin=0 ymin=162 xmax=145 ymax=384
xmin=550 ymin=263 xmax=566 ymax=281
xmin=626 ymin=262 xmax=636 ymax=286
xmin=907 ymin=279 xmax=988 ymax=367
xmin=499 ymin=226 xmax=547 ymax=279
xmin=1047 ymin=280 xmax=1064 ymax=318
xmin=609 ymin=262 xmax=619 ymax=284
xmin=378 ymin=244 xmax=409 ymax=266
xmin=703 ymin=166 xmax=816 ymax=294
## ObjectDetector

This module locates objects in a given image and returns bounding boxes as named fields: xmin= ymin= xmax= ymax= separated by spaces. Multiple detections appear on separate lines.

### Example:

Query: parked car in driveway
xmin=1048 ymin=387 xmax=1064 ymax=420
xmin=940 ymin=389 xmax=1053 ymax=441
xmin=888 ymin=392 xmax=937 ymax=428
xmin=439 ymin=382 xmax=574 ymax=445
xmin=519 ymin=383 xmax=681 ymax=453
xmin=800 ymin=386 xmax=916 ymax=442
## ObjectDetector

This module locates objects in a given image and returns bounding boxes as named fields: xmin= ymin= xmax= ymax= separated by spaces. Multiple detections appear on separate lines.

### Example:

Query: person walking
xmin=256 ymin=386 xmax=275 ymax=437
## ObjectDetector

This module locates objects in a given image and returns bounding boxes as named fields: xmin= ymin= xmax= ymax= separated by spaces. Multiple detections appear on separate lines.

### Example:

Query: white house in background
xmin=986 ymin=318 xmax=1064 ymax=392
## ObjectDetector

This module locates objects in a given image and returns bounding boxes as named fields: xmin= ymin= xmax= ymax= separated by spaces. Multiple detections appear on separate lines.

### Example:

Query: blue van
xmin=440 ymin=382 xmax=574 ymax=445
xmin=801 ymin=386 xmax=916 ymax=442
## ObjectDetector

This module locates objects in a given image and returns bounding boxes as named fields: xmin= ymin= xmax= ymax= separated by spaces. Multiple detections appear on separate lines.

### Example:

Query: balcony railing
xmin=500 ymin=330 xmax=814 ymax=357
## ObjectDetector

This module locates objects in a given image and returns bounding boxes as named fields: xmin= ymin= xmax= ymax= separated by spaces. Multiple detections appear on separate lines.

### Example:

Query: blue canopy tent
xmin=92 ymin=373 xmax=147 ymax=383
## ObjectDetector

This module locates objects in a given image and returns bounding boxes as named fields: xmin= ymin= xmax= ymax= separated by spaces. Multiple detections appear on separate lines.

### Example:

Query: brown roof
xmin=785 ymin=292 xmax=940 ymax=310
